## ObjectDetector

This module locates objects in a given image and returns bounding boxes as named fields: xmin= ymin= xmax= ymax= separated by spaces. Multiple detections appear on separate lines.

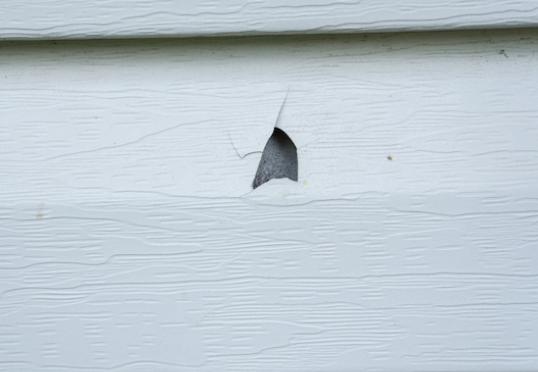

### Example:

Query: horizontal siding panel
xmin=1 ymin=29 xmax=538 ymax=370
xmin=2 ymin=199 xmax=538 ymax=370
xmin=1 ymin=0 xmax=538 ymax=40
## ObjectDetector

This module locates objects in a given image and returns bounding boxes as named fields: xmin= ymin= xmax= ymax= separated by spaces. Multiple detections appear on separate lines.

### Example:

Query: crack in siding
xmin=44 ymin=120 xmax=204 ymax=161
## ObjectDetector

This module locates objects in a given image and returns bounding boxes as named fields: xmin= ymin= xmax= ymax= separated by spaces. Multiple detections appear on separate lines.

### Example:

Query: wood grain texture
xmin=1 ymin=29 xmax=538 ymax=371
xmin=2 ymin=0 xmax=538 ymax=40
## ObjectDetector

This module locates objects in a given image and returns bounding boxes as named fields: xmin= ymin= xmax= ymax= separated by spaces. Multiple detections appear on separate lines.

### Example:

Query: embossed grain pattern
xmin=2 ymin=0 xmax=538 ymax=39
xmin=1 ymin=30 xmax=538 ymax=371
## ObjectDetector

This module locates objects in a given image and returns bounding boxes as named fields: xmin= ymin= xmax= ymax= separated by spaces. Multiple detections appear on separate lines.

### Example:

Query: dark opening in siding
xmin=252 ymin=128 xmax=298 ymax=189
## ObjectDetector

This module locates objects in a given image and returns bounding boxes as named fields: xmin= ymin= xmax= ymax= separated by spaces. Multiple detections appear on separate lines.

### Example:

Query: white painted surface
xmin=1 ymin=29 xmax=538 ymax=371
xmin=2 ymin=0 xmax=538 ymax=39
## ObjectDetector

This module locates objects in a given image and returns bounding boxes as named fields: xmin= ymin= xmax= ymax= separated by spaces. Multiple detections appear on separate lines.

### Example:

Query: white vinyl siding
xmin=1 ymin=0 xmax=538 ymax=39
xmin=1 ymin=29 xmax=538 ymax=371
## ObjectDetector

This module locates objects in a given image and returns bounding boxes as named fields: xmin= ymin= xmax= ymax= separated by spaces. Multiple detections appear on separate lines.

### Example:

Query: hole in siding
xmin=252 ymin=128 xmax=298 ymax=189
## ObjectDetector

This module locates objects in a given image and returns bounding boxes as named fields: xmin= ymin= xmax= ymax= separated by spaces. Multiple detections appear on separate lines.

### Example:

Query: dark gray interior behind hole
xmin=252 ymin=128 xmax=298 ymax=189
